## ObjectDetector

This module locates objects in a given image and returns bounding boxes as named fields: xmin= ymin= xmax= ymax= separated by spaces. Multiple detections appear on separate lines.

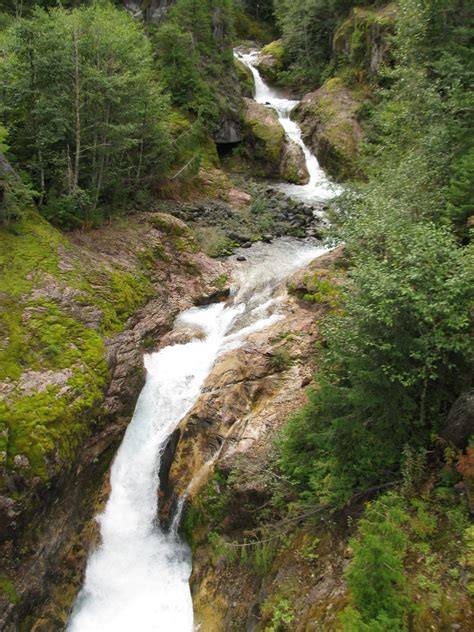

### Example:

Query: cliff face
xmin=333 ymin=3 xmax=397 ymax=76
xmin=123 ymin=0 xmax=175 ymax=25
xmin=0 ymin=211 xmax=227 ymax=630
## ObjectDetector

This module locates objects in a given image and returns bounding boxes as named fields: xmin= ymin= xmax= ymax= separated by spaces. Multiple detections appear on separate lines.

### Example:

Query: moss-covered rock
xmin=241 ymin=98 xmax=309 ymax=183
xmin=294 ymin=77 xmax=366 ymax=181
xmin=256 ymin=39 xmax=285 ymax=85
xmin=333 ymin=3 xmax=397 ymax=76
xmin=280 ymin=139 xmax=310 ymax=185
xmin=0 ymin=210 xmax=222 ymax=529
xmin=235 ymin=59 xmax=254 ymax=98
xmin=0 ymin=213 xmax=161 ymax=503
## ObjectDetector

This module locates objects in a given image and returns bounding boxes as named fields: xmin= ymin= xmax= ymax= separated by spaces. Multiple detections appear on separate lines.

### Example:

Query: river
xmin=67 ymin=51 xmax=337 ymax=632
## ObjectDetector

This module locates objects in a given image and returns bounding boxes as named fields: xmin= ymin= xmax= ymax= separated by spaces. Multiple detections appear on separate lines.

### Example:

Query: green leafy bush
xmin=340 ymin=494 xmax=413 ymax=631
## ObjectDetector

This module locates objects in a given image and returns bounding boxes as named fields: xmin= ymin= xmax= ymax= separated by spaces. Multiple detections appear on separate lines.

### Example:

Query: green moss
xmin=297 ymin=77 xmax=366 ymax=181
xmin=242 ymin=106 xmax=285 ymax=173
xmin=261 ymin=40 xmax=284 ymax=60
xmin=0 ymin=210 xmax=160 ymax=488
xmin=172 ymin=235 xmax=199 ymax=254
xmin=280 ymin=164 xmax=300 ymax=184
xmin=211 ymin=274 xmax=229 ymax=290
xmin=2 ymin=299 xmax=108 ymax=479
xmin=149 ymin=214 xmax=187 ymax=236
xmin=235 ymin=60 xmax=254 ymax=97
xmin=0 ymin=211 xmax=63 ymax=297
xmin=258 ymin=40 xmax=286 ymax=86
xmin=137 ymin=243 xmax=170 ymax=268
xmin=325 ymin=76 xmax=344 ymax=92
xmin=0 ymin=577 xmax=18 ymax=604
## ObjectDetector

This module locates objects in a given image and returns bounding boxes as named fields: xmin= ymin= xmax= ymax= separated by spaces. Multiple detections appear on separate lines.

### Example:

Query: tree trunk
xmin=72 ymin=26 xmax=81 ymax=192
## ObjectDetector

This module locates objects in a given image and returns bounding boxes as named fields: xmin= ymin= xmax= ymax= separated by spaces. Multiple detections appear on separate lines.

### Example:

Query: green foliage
xmin=0 ymin=125 xmax=8 ymax=153
xmin=183 ymin=472 xmax=228 ymax=548
xmin=273 ymin=0 xmax=359 ymax=88
xmin=153 ymin=21 xmax=217 ymax=122
xmin=154 ymin=0 xmax=234 ymax=131
xmin=239 ymin=540 xmax=276 ymax=576
xmin=0 ymin=2 xmax=173 ymax=227
xmin=269 ymin=348 xmax=293 ymax=372
xmin=0 ymin=126 xmax=34 ymax=224
xmin=280 ymin=223 xmax=472 ymax=505
xmin=278 ymin=0 xmax=474 ymax=507
xmin=264 ymin=596 xmax=294 ymax=631
xmin=447 ymin=146 xmax=474 ymax=240
xmin=233 ymin=7 xmax=275 ymax=43
xmin=299 ymin=270 xmax=341 ymax=307
xmin=0 ymin=577 xmax=17 ymax=604
xmin=341 ymin=494 xmax=412 ymax=631
xmin=211 ymin=273 xmax=229 ymax=290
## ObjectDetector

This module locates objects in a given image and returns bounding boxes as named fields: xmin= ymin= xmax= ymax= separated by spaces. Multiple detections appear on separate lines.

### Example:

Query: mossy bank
xmin=0 ymin=209 xmax=228 ymax=630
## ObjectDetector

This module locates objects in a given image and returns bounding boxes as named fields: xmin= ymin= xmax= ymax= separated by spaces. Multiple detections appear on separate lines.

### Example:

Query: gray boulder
xmin=443 ymin=389 xmax=474 ymax=449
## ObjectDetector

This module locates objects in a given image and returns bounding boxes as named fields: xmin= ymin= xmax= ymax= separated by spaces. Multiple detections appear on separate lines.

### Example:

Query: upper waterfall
xmin=235 ymin=50 xmax=341 ymax=203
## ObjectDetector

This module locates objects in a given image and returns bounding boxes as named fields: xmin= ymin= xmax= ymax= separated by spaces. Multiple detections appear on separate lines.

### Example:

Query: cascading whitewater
xmin=235 ymin=50 xmax=340 ymax=203
xmin=67 ymin=239 xmax=327 ymax=632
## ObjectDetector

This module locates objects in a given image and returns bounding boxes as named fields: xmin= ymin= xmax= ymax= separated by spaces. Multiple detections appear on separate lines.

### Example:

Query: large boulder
xmin=294 ymin=77 xmax=365 ymax=182
xmin=443 ymin=389 xmax=474 ymax=449
xmin=280 ymin=139 xmax=310 ymax=184
xmin=241 ymin=98 xmax=309 ymax=183
xmin=256 ymin=39 xmax=285 ymax=85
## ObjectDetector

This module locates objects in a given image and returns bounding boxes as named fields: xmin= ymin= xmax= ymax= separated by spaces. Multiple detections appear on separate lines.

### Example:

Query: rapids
xmin=67 ymin=239 xmax=327 ymax=632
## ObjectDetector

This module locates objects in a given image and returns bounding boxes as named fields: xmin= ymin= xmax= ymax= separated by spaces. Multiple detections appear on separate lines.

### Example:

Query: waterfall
xmin=235 ymin=50 xmax=341 ymax=203
xmin=67 ymin=238 xmax=328 ymax=632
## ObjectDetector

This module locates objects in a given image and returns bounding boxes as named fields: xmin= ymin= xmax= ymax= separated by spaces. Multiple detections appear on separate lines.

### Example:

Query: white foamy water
xmin=235 ymin=50 xmax=341 ymax=203
xmin=67 ymin=238 xmax=327 ymax=632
